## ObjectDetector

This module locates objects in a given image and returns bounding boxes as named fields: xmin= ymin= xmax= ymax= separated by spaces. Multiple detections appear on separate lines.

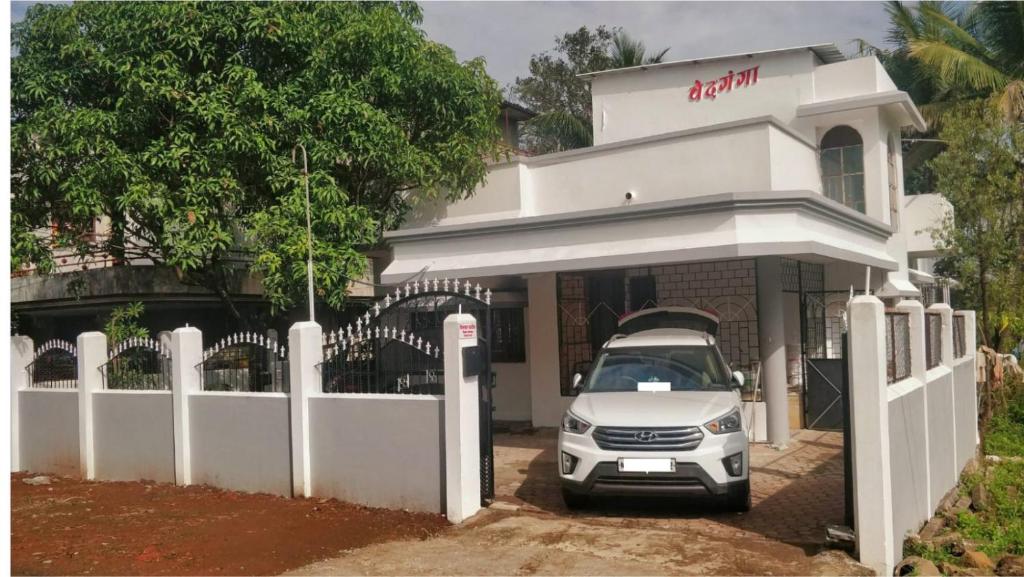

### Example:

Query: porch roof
xmin=381 ymin=191 xmax=898 ymax=283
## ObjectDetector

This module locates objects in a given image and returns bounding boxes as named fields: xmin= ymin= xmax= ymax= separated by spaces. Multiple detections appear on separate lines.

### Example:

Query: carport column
xmin=847 ymin=296 xmax=895 ymax=576
xmin=444 ymin=313 xmax=481 ymax=523
xmin=755 ymin=257 xmax=790 ymax=447
xmin=172 ymin=326 xmax=203 ymax=485
xmin=11 ymin=335 xmax=33 ymax=472
xmin=77 ymin=332 xmax=107 ymax=480
xmin=896 ymin=299 xmax=930 ymax=517
xmin=288 ymin=321 xmax=322 ymax=498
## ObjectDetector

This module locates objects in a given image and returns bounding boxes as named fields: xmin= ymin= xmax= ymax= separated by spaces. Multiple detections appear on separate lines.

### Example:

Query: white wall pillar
xmin=895 ymin=298 xmax=930 ymax=516
xmin=847 ymin=296 xmax=895 ymax=575
xmin=171 ymin=326 xmax=203 ymax=485
xmin=444 ymin=313 xmax=481 ymax=523
xmin=756 ymin=256 xmax=790 ymax=447
xmin=959 ymin=311 xmax=979 ymax=447
xmin=11 ymin=335 xmax=34 ymax=472
xmin=289 ymin=321 xmax=322 ymax=498
xmin=77 ymin=332 xmax=107 ymax=480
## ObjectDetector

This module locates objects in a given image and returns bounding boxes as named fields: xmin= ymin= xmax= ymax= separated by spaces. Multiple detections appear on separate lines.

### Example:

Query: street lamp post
xmin=292 ymin=144 xmax=315 ymax=323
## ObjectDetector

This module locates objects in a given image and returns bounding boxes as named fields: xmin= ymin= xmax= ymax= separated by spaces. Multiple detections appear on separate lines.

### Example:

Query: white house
xmin=380 ymin=44 xmax=954 ymax=446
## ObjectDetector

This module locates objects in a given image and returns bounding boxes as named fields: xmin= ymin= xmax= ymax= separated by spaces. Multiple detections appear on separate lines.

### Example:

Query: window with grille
xmin=821 ymin=126 xmax=865 ymax=213
xmin=925 ymin=313 xmax=942 ymax=369
xmin=491 ymin=308 xmax=526 ymax=363
xmin=885 ymin=311 xmax=911 ymax=384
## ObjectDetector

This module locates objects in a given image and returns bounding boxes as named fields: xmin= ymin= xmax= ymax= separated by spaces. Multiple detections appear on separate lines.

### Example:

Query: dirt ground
xmin=11 ymin=473 xmax=448 ymax=576
xmin=289 ymin=429 xmax=871 ymax=576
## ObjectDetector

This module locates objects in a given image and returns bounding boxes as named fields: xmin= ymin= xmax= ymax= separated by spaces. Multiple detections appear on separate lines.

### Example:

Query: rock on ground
xmin=996 ymin=555 xmax=1024 ymax=576
xmin=895 ymin=556 xmax=941 ymax=576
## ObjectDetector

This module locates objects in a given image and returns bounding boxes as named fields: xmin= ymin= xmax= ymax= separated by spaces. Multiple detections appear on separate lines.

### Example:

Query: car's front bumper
xmin=557 ymin=426 xmax=748 ymax=497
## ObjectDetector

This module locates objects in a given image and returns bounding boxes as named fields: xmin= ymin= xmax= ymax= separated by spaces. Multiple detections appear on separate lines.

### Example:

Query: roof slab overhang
xmin=381 ymin=191 xmax=897 ymax=283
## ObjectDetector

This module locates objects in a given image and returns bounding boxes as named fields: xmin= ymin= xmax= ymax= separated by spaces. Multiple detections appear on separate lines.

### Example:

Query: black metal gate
xmin=321 ymin=280 xmax=495 ymax=504
xmin=801 ymin=291 xmax=849 ymax=431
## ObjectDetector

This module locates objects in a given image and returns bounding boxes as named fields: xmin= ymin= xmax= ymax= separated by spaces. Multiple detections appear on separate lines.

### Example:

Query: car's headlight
xmin=704 ymin=408 xmax=742 ymax=435
xmin=561 ymin=411 xmax=591 ymax=434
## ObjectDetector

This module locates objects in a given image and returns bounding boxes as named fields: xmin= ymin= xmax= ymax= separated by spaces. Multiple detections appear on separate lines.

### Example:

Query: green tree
xmin=885 ymin=1 xmax=1024 ymax=122
xmin=609 ymin=30 xmax=670 ymax=69
xmin=12 ymin=1 xmax=502 ymax=318
xmin=512 ymin=26 xmax=670 ymax=153
xmin=512 ymin=26 xmax=614 ymax=153
xmin=103 ymin=302 xmax=149 ymax=346
xmin=930 ymin=103 xmax=1024 ymax=351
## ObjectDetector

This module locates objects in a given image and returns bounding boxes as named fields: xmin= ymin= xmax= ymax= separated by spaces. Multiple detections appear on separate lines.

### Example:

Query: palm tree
xmin=886 ymin=1 xmax=1024 ymax=121
xmin=609 ymin=31 xmax=670 ymax=69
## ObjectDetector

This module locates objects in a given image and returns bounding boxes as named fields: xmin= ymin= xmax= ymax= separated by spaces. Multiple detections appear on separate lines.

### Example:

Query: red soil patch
xmin=12 ymin=472 xmax=449 ymax=576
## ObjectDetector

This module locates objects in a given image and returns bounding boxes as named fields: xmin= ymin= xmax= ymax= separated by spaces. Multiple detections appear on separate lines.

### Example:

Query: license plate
xmin=618 ymin=458 xmax=675 ymax=473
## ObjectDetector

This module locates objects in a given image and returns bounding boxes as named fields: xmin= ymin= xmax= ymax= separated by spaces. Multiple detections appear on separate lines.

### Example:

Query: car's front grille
xmin=594 ymin=475 xmax=703 ymax=488
xmin=592 ymin=426 xmax=704 ymax=452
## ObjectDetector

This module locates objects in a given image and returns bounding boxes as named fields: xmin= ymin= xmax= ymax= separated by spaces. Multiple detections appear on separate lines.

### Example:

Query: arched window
xmin=820 ymin=126 xmax=865 ymax=213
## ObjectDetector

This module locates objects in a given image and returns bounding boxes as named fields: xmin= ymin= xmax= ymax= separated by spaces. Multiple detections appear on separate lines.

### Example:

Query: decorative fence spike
xmin=443 ymin=278 xmax=450 ymax=291
xmin=453 ymin=279 xmax=460 ymax=293
xmin=346 ymin=323 xmax=353 ymax=338
xmin=408 ymin=331 xmax=415 ymax=344
xmin=432 ymin=278 xmax=439 ymax=291
xmin=413 ymin=280 xmax=420 ymax=294
xmin=400 ymin=329 xmax=406 ymax=342
xmin=356 ymin=317 xmax=363 ymax=331
xmin=475 ymin=283 xmax=482 ymax=299
xmin=374 ymin=302 xmax=381 ymax=316
xmin=363 ymin=311 xmax=370 ymax=325
xmin=465 ymin=282 xmax=471 ymax=297
xmin=485 ymin=288 xmax=492 ymax=305
xmin=404 ymin=283 xmax=411 ymax=298
xmin=395 ymin=286 xmax=402 ymax=301
xmin=384 ymin=294 xmax=391 ymax=308
xmin=374 ymin=326 xmax=380 ymax=338
xmin=416 ymin=337 xmax=423 ymax=349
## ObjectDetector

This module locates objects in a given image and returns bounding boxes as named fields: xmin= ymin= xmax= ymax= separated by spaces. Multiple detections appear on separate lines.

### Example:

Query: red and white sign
xmin=459 ymin=323 xmax=476 ymax=340
xmin=688 ymin=65 xmax=759 ymax=102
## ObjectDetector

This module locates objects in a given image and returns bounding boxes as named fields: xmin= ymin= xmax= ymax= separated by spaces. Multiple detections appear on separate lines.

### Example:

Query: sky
xmin=12 ymin=1 xmax=896 ymax=90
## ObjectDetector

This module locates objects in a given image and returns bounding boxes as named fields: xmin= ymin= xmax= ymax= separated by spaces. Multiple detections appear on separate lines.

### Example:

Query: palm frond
xmin=886 ymin=1 xmax=921 ymax=47
xmin=910 ymin=39 xmax=1008 ymax=91
xmin=917 ymin=1 xmax=990 ymax=57
xmin=646 ymin=47 xmax=670 ymax=65
xmin=525 ymin=110 xmax=592 ymax=152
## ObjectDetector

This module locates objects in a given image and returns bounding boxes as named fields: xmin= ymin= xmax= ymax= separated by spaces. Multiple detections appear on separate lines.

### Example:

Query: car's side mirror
xmin=572 ymin=372 xmax=584 ymax=392
xmin=731 ymin=371 xmax=745 ymax=389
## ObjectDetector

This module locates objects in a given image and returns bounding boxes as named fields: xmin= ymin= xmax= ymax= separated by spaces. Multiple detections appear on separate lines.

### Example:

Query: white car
xmin=557 ymin=307 xmax=750 ymax=511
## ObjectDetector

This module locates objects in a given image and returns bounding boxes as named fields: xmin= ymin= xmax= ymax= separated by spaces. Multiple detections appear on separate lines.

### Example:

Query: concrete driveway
xmin=288 ymin=429 xmax=869 ymax=576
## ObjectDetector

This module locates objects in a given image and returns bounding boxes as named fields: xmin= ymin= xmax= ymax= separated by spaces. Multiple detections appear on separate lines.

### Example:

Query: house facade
xmin=381 ymin=44 xmax=954 ymax=446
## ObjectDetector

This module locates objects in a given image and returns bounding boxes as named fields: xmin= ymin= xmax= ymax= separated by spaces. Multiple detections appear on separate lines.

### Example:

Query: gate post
xmin=847 ymin=296 xmax=895 ymax=576
xmin=288 ymin=321 xmax=322 ymax=498
xmin=443 ymin=313 xmax=480 ymax=523
xmin=172 ymin=326 xmax=203 ymax=485
xmin=77 ymin=332 xmax=107 ymax=480
xmin=11 ymin=335 xmax=33 ymax=472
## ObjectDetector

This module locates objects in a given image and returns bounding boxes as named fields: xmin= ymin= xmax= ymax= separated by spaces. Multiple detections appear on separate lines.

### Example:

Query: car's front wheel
xmin=561 ymin=488 xmax=589 ymax=510
xmin=724 ymin=480 xmax=751 ymax=512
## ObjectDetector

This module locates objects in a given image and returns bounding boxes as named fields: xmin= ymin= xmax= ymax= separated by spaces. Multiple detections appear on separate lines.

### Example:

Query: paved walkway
xmin=289 ymin=429 xmax=867 ymax=576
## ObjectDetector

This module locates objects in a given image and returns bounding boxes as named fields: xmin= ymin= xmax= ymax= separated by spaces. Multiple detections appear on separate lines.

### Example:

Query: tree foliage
xmin=930 ymin=103 xmax=1024 ymax=351
xmin=609 ymin=30 xmax=670 ymax=69
xmin=883 ymin=1 xmax=1024 ymax=122
xmin=512 ymin=26 xmax=614 ymax=153
xmin=12 ymin=1 xmax=502 ymax=315
xmin=511 ymin=26 xmax=670 ymax=153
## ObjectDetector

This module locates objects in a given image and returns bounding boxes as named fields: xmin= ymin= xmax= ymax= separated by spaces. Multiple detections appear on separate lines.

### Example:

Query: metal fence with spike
xmin=199 ymin=331 xmax=289 ymax=392
xmin=27 ymin=339 xmax=78 ymax=389
xmin=101 ymin=337 xmax=172 ymax=390
xmin=319 ymin=325 xmax=443 ymax=394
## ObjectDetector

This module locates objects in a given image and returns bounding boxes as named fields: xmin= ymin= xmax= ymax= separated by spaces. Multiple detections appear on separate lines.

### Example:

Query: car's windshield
xmin=583 ymin=345 xmax=732 ymax=393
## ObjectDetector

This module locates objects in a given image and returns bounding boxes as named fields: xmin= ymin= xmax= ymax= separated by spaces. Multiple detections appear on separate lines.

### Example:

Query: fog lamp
xmin=561 ymin=451 xmax=579 ymax=475
xmin=723 ymin=452 xmax=744 ymax=477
